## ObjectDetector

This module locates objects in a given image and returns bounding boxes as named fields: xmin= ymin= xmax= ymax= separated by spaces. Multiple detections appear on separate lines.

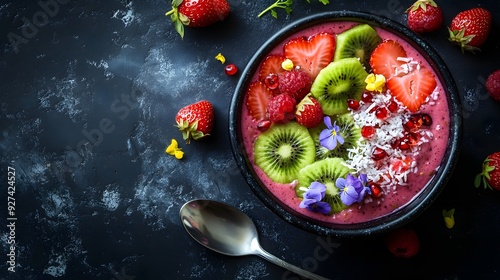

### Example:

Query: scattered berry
xmin=361 ymin=125 xmax=376 ymax=138
xmin=361 ymin=92 xmax=373 ymax=103
xmin=257 ymin=120 xmax=272 ymax=132
xmin=375 ymin=106 xmax=389 ymax=120
xmin=485 ymin=70 xmax=500 ymax=101
xmin=264 ymin=74 xmax=279 ymax=90
xmin=475 ymin=152 xmax=500 ymax=191
xmin=278 ymin=68 xmax=313 ymax=101
xmin=406 ymin=0 xmax=443 ymax=33
xmin=267 ymin=94 xmax=297 ymax=123
xmin=165 ymin=0 xmax=230 ymax=38
xmin=369 ymin=182 xmax=383 ymax=198
xmin=175 ymin=100 xmax=214 ymax=143
xmin=385 ymin=227 xmax=420 ymax=258
xmin=421 ymin=113 xmax=432 ymax=126
xmin=347 ymin=98 xmax=360 ymax=110
xmin=372 ymin=147 xmax=388 ymax=160
xmin=448 ymin=7 xmax=492 ymax=53
xmin=224 ymin=63 xmax=238 ymax=76
xmin=295 ymin=96 xmax=323 ymax=128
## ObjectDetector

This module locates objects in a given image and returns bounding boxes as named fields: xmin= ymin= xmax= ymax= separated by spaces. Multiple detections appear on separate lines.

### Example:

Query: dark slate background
xmin=1 ymin=0 xmax=499 ymax=279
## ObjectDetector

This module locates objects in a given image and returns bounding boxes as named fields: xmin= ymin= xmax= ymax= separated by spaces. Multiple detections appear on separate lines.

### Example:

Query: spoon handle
xmin=256 ymin=247 xmax=331 ymax=280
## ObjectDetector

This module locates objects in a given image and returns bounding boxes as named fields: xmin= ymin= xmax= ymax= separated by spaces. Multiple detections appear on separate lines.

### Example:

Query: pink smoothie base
xmin=239 ymin=21 xmax=450 ymax=225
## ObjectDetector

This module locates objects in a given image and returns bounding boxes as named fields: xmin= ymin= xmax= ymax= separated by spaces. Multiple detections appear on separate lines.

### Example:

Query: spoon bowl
xmin=180 ymin=199 xmax=330 ymax=280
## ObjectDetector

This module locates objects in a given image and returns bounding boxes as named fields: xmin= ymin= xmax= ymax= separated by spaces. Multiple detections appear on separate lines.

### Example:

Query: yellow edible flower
xmin=442 ymin=208 xmax=455 ymax=229
xmin=365 ymin=73 xmax=386 ymax=93
xmin=215 ymin=53 xmax=226 ymax=64
xmin=166 ymin=139 xmax=184 ymax=159
xmin=281 ymin=59 xmax=294 ymax=71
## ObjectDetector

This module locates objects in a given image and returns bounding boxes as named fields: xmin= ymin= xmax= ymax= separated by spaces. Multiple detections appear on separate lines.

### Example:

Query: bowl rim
xmin=229 ymin=11 xmax=463 ymax=238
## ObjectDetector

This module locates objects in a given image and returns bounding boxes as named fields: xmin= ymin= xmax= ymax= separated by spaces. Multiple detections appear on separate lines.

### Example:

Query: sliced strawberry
xmin=258 ymin=55 xmax=286 ymax=82
xmin=284 ymin=32 xmax=335 ymax=79
xmin=369 ymin=40 xmax=408 ymax=79
xmin=246 ymin=81 xmax=273 ymax=121
xmin=387 ymin=67 xmax=437 ymax=112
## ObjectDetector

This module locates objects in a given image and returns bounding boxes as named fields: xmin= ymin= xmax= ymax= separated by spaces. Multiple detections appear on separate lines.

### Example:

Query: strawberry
xmin=385 ymin=227 xmax=420 ymax=258
xmin=295 ymin=95 xmax=323 ymax=128
xmin=486 ymin=70 xmax=500 ymax=102
xmin=369 ymin=40 xmax=408 ymax=79
xmin=175 ymin=100 xmax=214 ymax=143
xmin=165 ymin=0 xmax=230 ymax=38
xmin=406 ymin=0 xmax=443 ymax=33
xmin=387 ymin=66 xmax=437 ymax=112
xmin=278 ymin=68 xmax=312 ymax=101
xmin=448 ymin=7 xmax=492 ymax=53
xmin=246 ymin=81 xmax=274 ymax=121
xmin=284 ymin=32 xmax=335 ymax=79
xmin=258 ymin=55 xmax=286 ymax=83
xmin=475 ymin=152 xmax=500 ymax=191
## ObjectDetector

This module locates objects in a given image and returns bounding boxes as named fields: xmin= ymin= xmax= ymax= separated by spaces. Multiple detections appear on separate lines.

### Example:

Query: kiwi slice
xmin=334 ymin=24 xmax=382 ymax=69
xmin=254 ymin=121 xmax=316 ymax=184
xmin=310 ymin=58 xmax=368 ymax=115
xmin=296 ymin=158 xmax=352 ymax=213
xmin=309 ymin=113 xmax=363 ymax=161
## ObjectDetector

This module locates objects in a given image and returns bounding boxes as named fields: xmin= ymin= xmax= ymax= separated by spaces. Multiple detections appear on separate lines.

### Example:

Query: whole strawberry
xmin=295 ymin=95 xmax=323 ymax=128
xmin=406 ymin=0 xmax=443 ymax=33
xmin=175 ymin=100 xmax=214 ymax=143
xmin=385 ymin=227 xmax=420 ymax=258
xmin=448 ymin=7 xmax=492 ymax=53
xmin=475 ymin=152 xmax=500 ymax=191
xmin=165 ymin=0 xmax=230 ymax=38
xmin=486 ymin=70 xmax=500 ymax=102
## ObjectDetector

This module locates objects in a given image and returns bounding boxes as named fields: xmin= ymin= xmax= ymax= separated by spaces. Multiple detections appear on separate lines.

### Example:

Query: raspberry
xmin=486 ymin=69 xmax=500 ymax=101
xmin=278 ymin=69 xmax=312 ymax=101
xmin=267 ymin=94 xmax=297 ymax=123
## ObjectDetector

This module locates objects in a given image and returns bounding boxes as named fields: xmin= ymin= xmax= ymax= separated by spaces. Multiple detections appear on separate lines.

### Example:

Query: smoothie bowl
xmin=229 ymin=11 xmax=462 ymax=238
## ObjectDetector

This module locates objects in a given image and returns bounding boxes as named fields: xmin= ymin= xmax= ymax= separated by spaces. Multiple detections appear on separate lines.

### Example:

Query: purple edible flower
xmin=336 ymin=174 xmax=371 ymax=205
xmin=299 ymin=182 xmax=331 ymax=215
xmin=319 ymin=116 xmax=344 ymax=150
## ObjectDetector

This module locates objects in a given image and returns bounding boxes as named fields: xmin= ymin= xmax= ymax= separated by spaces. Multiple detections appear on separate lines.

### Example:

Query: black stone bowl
xmin=229 ymin=11 xmax=462 ymax=238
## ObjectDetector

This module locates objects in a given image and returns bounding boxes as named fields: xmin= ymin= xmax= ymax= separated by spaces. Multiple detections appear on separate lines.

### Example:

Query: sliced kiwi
xmin=309 ymin=113 xmax=363 ymax=161
xmin=334 ymin=24 xmax=382 ymax=70
xmin=296 ymin=158 xmax=352 ymax=213
xmin=310 ymin=58 xmax=368 ymax=115
xmin=254 ymin=121 xmax=316 ymax=184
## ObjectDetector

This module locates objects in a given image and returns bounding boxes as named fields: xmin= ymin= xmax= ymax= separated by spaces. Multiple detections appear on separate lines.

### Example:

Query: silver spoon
xmin=179 ymin=199 xmax=331 ymax=280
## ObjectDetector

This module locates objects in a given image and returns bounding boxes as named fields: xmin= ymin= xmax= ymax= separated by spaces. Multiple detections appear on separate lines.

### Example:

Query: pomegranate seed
xmin=407 ymin=132 xmax=420 ymax=145
xmin=375 ymin=107 xmax=388 ymax=120
xmin=387 ymin=99 xmax=399 ymax=112
xmin=264 ymin=74 xmax=279 ymax=89
xmin=399 ymin=139 xmax=410 ymax=150
xmin=257 ymin=120 xmax=271 ymax=132
xmin=369 ymin=182 xmax=383 ymax=198
xmin=347 ymin=98 xmax=360 ymax=110
xmin=421 ymin=113 xmax=432 ymax=126
xmin=372 ymin=147 xmax=387 ymax=160
xmin=224 ymin=63 xmax=238 ymax=76
xmin=361 ymin=125 xmax=376 ymax=138
xmin=362 ymin=92 xmax=373 ymax=103
xmin=390 ymin=138 xmax=401 ymax=149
